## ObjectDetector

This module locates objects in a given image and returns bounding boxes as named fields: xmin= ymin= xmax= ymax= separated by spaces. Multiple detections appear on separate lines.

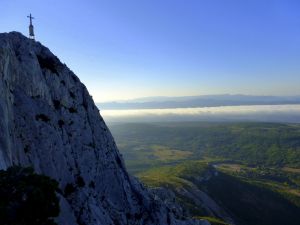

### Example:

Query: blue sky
xmin=1 ymin=0 xmax=300 ymax=102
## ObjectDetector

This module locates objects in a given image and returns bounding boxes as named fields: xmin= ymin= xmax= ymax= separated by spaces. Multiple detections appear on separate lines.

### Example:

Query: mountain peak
xmin=0 ymin=32 xmax=209 ymax=225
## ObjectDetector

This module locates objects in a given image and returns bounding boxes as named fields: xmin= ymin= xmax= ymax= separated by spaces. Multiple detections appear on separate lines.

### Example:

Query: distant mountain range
xmin=97 ymin=95 xmax=300 ymax=110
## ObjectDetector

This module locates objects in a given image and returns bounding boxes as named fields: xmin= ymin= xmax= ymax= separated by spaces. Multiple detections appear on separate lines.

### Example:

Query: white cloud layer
xmin=100 ymin=104 xmax=300 ymax=123
xmin=102 ymin=104 xmax=300 ymax=116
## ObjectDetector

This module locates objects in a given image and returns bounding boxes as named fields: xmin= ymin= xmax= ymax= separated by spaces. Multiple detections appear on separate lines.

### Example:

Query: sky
xmin=1 ymin=0 xmax=300 ymax=102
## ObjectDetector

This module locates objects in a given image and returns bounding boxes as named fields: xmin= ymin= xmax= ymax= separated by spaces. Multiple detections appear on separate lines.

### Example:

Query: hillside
xmin=138 ymin=161 xmax=300 ymax=225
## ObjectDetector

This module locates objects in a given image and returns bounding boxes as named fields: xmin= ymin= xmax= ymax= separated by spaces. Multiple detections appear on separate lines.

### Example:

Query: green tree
xmin=0 ymin=166 xmax=60 ymax=225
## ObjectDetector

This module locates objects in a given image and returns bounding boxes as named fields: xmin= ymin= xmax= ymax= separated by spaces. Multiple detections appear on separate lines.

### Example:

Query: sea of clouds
xmin=100 ymin=104 xmax=300 ymax=123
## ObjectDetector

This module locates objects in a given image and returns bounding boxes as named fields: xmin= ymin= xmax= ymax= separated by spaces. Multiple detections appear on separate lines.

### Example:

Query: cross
xmin=27 ymin=13 xmax=35 ymax=40
xmin=27 ymin=13 xmax=34 ymax=25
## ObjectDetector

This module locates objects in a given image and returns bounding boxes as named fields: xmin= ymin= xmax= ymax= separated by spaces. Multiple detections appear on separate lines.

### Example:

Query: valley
xmin=108 ymin=122 xmax=300 ymax=225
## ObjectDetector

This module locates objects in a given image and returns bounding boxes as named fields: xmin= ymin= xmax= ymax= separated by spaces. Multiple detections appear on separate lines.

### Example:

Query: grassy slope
xmin=138 ymin=161 xmax=229 ymax=225
xmin=138 ymin=161 xmax=210 ymax=188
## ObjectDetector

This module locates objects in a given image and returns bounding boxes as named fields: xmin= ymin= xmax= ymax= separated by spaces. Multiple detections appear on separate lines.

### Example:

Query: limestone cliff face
xmin=0 ymin=32 xmax=209 ymax=225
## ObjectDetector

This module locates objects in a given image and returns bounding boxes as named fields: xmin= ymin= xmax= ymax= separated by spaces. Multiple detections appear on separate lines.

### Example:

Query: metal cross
xmin=27 ymin=13 xmax=34 ymax=25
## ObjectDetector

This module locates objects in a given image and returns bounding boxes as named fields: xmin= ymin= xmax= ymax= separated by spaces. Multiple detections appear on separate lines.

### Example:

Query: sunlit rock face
xmin=0 ymin=32 xmax=209 ymax=225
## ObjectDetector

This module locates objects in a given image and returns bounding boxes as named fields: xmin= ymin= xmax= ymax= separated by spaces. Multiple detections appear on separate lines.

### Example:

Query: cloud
xmin=100 ymin=105 xmax=300 ymax=118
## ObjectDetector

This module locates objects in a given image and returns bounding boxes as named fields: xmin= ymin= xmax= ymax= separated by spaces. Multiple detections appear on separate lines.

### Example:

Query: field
xmin=109 ymin=122 xmax=300 ymax=173
xmin=108 ymin=122 xmax=300 ymax=225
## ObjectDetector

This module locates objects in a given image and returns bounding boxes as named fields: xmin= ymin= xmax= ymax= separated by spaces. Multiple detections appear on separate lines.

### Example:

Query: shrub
xmin=53 ymin=100 xmax=61 ymax=110
xmin=35 ymin=114 xmax=51 ymax=122
xmin=0 ymin=166 xmax=60 ymax=225
xmin=68 ymin=107 xmax=77 ymax=113
xmin=58 ymin=119 xmax=65 ymax=128
xmin=69 ymin=91 xmax=76 ymax=99
xmin=37 ymin=55 xmax=58 ymax=75
xmin=76 ymin=176 xmax=85 ymax=188
xmin=89 ymin=181 xmax=95 ymax=189
xmin=64 ymin=183 xmax=76 ymax=196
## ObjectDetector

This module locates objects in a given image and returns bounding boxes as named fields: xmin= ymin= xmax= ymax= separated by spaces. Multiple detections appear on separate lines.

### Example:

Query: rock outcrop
xmin=0 ymin=32 xmax=209 ymax=225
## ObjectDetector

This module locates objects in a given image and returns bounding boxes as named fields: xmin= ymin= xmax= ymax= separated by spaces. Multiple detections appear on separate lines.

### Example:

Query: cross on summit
xmin=27 ymin=13 xmax=35 ymax=40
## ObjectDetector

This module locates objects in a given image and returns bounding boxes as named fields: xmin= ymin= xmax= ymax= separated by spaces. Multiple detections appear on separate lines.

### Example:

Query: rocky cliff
xmin=0 ymin=32 xmax=209 ymax=225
